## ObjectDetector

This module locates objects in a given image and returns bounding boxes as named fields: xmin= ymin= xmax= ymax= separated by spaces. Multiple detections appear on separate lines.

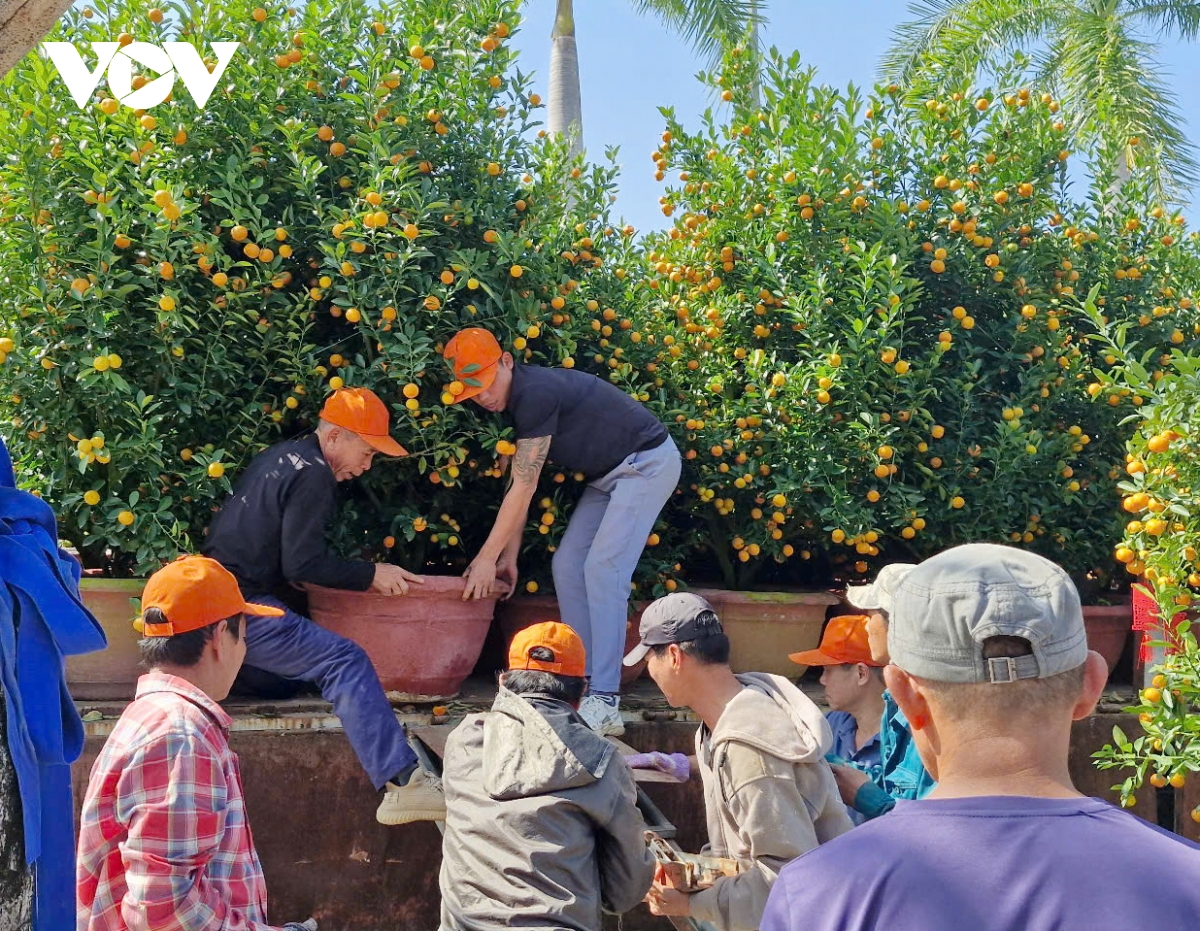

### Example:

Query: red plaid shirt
xmin=77 ymin=672 xmax=277 ymax=931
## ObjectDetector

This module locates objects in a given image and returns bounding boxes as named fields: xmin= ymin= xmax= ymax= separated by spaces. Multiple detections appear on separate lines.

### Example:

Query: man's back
xmin=439 ymin=689 xmax=654 ymax=930
xmin=762 ymin=795 xmax=1200 ymax=931
xmin=77 ymin=673 xmax=269 ymax=930
xmin=507 ymin=364 xmax=667 ymax=477
xmin=203 ymin=434 xmax=373 ymax=596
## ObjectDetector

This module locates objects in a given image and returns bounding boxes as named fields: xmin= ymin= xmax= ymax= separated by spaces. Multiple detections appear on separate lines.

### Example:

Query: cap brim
xmin=450 ymin=360 xmax=499 ymax=404
xmin=623 ymin=641 xmax=651 ymax=667
xmin=243 ymin=601 xmax=285 ymax=618
xmin=844 ymin=582 xmax=884 ymax=611
xmin=788 ymin=648 xmax=839 ymax=666
xmin=360 ymin=433 xmax=408 ymax=457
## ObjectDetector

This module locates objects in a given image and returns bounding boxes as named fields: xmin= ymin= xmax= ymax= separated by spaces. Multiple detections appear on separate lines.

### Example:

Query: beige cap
xmin=845 ymin=563 xmax=917 ymax=615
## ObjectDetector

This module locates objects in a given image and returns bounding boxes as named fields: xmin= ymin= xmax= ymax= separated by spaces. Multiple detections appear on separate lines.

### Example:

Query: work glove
xmin=624 ymin=751 xmax=690 ymax=782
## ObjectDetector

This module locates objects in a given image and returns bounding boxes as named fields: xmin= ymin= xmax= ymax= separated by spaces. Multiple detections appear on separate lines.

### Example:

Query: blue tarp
xmin=0 ymin=436 xmax=106 ymax=930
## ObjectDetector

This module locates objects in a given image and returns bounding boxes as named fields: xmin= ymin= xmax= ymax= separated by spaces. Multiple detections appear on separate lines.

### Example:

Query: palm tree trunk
xmin=0 ymin=0 xmax=74 ymax=79
xmin=1103 ymin=147 xmax=1133 ymax=213
xmin=748 ymin=0 xmax=761 ymax=105
xmin=0 ymin=690 xmax=32 ymax=929
xmin=547 ymin=0 xmax=584 ymax=159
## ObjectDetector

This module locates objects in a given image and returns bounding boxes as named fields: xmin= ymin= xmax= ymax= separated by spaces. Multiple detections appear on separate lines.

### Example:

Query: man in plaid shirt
xmin=76 ymin=556 xmax=316 ymax=931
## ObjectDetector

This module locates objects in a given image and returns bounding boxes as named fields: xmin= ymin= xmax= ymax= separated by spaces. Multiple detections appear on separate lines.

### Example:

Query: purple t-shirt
xmin=761 ymin=796 xmax=1200 ymax=931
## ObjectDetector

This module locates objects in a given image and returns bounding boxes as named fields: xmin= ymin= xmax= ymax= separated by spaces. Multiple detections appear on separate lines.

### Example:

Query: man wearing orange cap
xmin=823 ymin=565 xmax=935 ymax=822
xmin=439 ymin=621 xmax=655 ymax=929
xmin=790 ymin=615 xmax=886 ymax=824
xmin=77 ymin=556 xmax=316 ymax=931
xmin=443 ymin=328 xmax=680 ymax=737
xmin=203 ymin=387 xmax=443 ymax=825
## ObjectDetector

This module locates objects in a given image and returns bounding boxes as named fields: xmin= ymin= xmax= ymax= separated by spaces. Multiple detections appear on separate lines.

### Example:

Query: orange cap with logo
xmin=139 ymin=555 xmax=284 ymax=637
xmin=508 ymin=621 xmax=587 ymax=677
xmin=443 ymin=327 xmax=503 ymax=403
xmin=789 ymin=614 xmax=882 ymax=667
xmin=320 ymin=387 xmax=407 ymax=456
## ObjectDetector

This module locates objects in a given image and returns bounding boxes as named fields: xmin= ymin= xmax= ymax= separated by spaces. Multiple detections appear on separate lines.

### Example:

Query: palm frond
xmin=881 ymin=0 xmax=1019 ymax=86
xmin=1056 ymin=7 xmax=1198 ymax=201
xmin=630 ymin=0 xmax=766 ymax=65
xmin=1122 ymin=0 xmax=1200 ymax=41
xmin=880 ymin=0 xmax=1068 ymax=93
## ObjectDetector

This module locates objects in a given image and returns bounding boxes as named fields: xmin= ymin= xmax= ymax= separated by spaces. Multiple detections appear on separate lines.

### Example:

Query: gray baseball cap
xmin=889 ymin=543 xmax=1088 ymax=684
xmin=845 ymin=563 xmax=917 ymax=615
xmin=623 ymin=592 xmax=723 ymax=666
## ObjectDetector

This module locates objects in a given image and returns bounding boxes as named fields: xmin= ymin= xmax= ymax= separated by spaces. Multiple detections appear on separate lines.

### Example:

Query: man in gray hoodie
xmin=439 ymin=621 xmax=655 ymax=930
xmin=626 ymin=593 xmax=852 ymax=930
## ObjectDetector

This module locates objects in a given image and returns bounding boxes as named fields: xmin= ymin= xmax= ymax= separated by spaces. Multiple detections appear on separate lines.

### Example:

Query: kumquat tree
xmin=1091 ymin=313 xmax=1200 ymax=819
xmin=602 ymin=47 xmax=1200 ymax=591
xmin=0 ymin=0 xmax=651 ymax=579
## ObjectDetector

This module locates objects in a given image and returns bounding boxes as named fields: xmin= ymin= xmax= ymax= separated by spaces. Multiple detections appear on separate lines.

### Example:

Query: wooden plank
xmin=411 ymin=724 xmax=451 ymax=761
xmin=629 ymin=768 xmax=682 ymax=784
xmin=1177 ymin=777 xmax=1200 ymax=842
xmin=1069 ymin=714 xmax=1160 ymax=825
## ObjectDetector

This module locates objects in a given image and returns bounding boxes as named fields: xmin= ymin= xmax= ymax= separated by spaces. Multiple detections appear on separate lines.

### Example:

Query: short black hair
xmin=649 ymin=630 xmax=731 ymax=666
xmin=139 ymin=608 xmax=243 ymax=669
xmin=501 ymin=669 xmax=589 ymax=705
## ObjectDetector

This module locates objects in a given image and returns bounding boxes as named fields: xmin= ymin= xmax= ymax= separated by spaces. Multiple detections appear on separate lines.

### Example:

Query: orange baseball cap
xmin=140 ymin=555 xmax=283 ymax=637
xmin=789 ymin=615 xmax=882 ymax=667
xmin=443 ymin=327 xmax=503 ymax=403
xmin=508 ymin=621 xmax=587 ymax=677
xmin=320 ymin=387 xmax=407 ymax=456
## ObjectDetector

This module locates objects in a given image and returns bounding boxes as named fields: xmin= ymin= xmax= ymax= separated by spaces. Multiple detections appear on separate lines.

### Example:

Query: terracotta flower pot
xmin=691 ymin=588 xmax=839 ymax=677
xmin=1083 ymin=601 xmax=1132 ymax=676
xmin=306 ymin=577 xmax=503 ymax=700
xmin=494 ymin=594 xmax=647 ymax=687
xmin=66 ymin=578 xmax=146 ymax=700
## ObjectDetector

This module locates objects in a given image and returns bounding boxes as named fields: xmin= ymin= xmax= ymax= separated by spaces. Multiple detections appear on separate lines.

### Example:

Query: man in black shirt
xmin=204 ymin=387 xmax=444 ymax=825
xmin=444 ymin=327 xmax=680 ymax=736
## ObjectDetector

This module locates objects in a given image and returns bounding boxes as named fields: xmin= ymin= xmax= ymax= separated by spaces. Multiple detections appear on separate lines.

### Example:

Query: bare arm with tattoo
xmin=462 ymin=435 xmax=550 ymax=600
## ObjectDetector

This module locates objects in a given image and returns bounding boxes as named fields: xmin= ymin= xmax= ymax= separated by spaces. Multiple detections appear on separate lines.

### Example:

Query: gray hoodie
xmin=689 ymin=673 xmax=853 ymax=930
xmin=439 ymin=688 xmax=656 ymax=930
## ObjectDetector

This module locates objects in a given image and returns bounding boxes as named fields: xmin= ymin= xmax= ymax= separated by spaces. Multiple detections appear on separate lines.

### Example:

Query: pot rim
xmin=691 ymin=587 xmax=839 ymax=606
xmin=79 ymin=577 xmax=147 ymax=592
xmin=306 ymin=575 xmax=511 ymax=600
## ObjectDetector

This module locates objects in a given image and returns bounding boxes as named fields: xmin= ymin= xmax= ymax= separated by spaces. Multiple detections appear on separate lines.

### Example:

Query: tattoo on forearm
xmin=512 ymin=436 xmax=550 ymax=486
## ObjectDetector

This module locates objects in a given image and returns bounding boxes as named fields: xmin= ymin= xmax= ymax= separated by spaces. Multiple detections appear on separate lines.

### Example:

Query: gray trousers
xmin=552 ymin=437 xmax=681 ymax=693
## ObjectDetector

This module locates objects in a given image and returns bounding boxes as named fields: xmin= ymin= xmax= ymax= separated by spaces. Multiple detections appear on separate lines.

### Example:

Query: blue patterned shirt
xmin=826 ymin=711 xmax=883 ymax=826
xmin=853 ymin=691 xmax=936 ymax=820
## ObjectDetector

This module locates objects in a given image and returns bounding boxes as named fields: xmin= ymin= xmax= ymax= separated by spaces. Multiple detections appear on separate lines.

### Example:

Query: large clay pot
xmin=1083 ymin=602 xmax=1132 ymax=675
xmin=494 ymin=594 xmax=647 ymax=687
xmin=691 ymin=588 xmax=839 ymax=677
xmin=66 ymin=578 xmax=146 ymax=700
xmin=307 ymin=577 xmax=502 ymax=701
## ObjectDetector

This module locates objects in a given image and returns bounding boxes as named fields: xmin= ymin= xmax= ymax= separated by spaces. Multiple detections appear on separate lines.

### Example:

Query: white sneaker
xmin=375 ymin=769 xmax=446 ymax=825
xmin=579 ymin=694 xmax=625 ymax=737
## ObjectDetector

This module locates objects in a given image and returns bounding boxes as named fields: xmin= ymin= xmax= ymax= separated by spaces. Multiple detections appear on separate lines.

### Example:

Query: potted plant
xmin=1093 ymin=326 xmax=1200 ymax=817
xmin=594 ymin=51 xmax=1187 ymax=672
xmin=0 ymin=0 xmax=644 ymax=699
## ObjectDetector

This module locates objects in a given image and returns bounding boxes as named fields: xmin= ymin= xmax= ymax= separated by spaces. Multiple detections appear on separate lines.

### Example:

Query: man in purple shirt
xmin=762 ymin=543 xmax=1200 ymax=931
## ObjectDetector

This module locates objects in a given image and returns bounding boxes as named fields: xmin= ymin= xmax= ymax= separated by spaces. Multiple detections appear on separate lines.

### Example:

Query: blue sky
xmin=511 ymin=1 xmax=1200 ymax=235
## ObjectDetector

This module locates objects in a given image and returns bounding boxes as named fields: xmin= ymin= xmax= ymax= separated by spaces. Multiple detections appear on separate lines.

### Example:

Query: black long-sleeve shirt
xmin=202 ymin=434 xmax=374 ymax=597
